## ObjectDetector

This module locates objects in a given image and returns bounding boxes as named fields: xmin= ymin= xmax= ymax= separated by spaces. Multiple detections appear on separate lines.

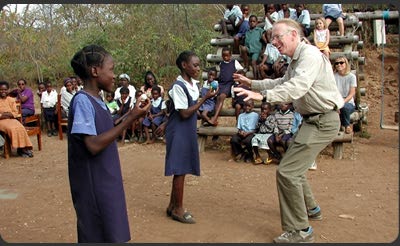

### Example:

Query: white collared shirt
xmin=168 ymin=75 xmax=199 ymax=110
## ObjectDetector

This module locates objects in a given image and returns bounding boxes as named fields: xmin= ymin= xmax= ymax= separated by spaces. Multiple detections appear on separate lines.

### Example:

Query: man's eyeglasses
xmin=18 ymin=83 xmax=24 ymax=86
xmin=334 ymin=61 xmax=345 ymax=65
xmin=271 ymin=31 xmax=291 ymax=42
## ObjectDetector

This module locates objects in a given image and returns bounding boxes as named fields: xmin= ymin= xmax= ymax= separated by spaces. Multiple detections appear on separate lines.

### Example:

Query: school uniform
xmin=117 ymin=96 xmax=134 ymax=115
xmin=199 ymin=80 xmax=216 ymax=113
xmin=218 ymin=59 xmax=243 ymax=97
xmin=40 ymin=89 xmax=58 ymax=122
xmin=68 ymin=91 xmax=130 ymax=243
xmin=165 ymin=76 xmax=200 ymax=176
xmin=142 ymin=97 xmax=166 ymax=127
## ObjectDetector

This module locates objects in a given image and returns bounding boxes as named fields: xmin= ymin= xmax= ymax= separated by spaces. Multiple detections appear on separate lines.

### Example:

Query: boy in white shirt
xmin=40 ymin=81 xmax=58 ymax=137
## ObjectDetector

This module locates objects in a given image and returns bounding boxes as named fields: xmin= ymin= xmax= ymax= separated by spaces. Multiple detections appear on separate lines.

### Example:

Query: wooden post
xmin=332 ymin=142 xmax=344 ymax=160
xmin=198 ymin=135 xmax=207 ymax=153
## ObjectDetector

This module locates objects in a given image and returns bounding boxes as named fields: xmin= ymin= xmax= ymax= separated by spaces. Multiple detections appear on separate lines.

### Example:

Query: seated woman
xmin=0 ymin=80 xmax=34 ymax=157
xmin=333 ymin=56 xmax=356 ymax=133
xmin=9 ymin=79 xmax=35 ymax=121
xmin=61 ymin=77 xmax=76 ymax=118
xmin=140 ymin=71 xmax=164 ymax=99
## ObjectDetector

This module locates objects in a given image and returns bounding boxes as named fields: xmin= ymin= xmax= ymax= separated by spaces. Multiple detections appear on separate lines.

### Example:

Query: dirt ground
xmin=0 ymin=36 xmax=399 ymax=243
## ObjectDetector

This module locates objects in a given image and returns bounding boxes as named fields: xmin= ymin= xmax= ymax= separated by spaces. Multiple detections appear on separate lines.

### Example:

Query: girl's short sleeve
xmin=169 ymin=84 xmax=188 ymax=110
xmin=70 ymin=94 xmax=97 ymax=136
xmin=161 ymin=100 xmax=167 ymax=110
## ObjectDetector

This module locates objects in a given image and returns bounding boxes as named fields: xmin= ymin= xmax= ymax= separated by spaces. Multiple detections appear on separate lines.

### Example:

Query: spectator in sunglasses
xmin=333 ymin=56 xmax=356 ymax=134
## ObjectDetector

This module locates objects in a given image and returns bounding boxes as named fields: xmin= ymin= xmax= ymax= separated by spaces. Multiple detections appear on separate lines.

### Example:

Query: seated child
xmin=142 ymin=86 xmax=166 ymax=144
xmin=258 ymin=31 xmax=281 ymax=79
xmin=209 ymin=47 xmax=244 ymax=126
xmin=233 ymin=4 xmax=250 ymax=54
xmin=263 ymin=4 xmax=278 ymax=42
xmin=313 ymin=16 xmax=331 ymax=58
xmin=131 ymin=90 xmax=145 ymax=142
xmin=271 ymin=55 xmax=291 ymax=79
xmin=40 ymin=81 xmax=58 ymax=137
xmin=251 ymin=102 xmax=276 ymax=165
xmin=105 ymin=92 xmax=120 ymax=121
xmin=114 ymin=87 xmax=134 ymax=143
xmin=230 ymin=99 xmax=259 ymax=163
xmin=267 ymin=103 xmax=294 ymax=163
xmin=239 ymin=14 xmax=266 ymax=79
xmin=198 ymin=68 xmax=217 ymax=126
xmin=219 ymin=4 xmax=243 ymax=38
xmin=231 ymin=82 xmax=251 ymax=121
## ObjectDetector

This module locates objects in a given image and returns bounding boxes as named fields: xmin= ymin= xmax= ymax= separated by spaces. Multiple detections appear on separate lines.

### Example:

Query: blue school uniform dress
xmin=143 ymin=97 xmax=165 ymax=127
xmin=117 ymin=96 xmax=133 ymax=115
xmin=68 ymin=91 xmax=130 ymax=243
xmin=218 ymin=60 xmax=236 ymax=97
xmin=199 ymin=80 xmax=216 ymax=112
xmin=165 ymin=77 xmax=200 ymax=176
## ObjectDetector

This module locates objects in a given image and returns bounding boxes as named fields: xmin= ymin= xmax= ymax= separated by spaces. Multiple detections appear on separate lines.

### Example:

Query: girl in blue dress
xmin=142 ymin=85 xmax=166 ymax=144
xmin=165 ymin=50 xmax=218 ymax=224
xmin=68 ymin=44 xmax=150 ymax=242
xmin=197 ymin=68 xmax=217 ymax=126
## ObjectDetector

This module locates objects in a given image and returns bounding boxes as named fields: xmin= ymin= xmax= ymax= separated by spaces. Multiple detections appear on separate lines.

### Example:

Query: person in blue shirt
xmin=294 ymin=4 xmax=311 ymax=37
xmin=219 ymin=4 xmax=243 ymax=38
xmin=233 ymin=4 xmax=250 ymax=54
xmin=230 ymin=99 xmax=259 ymax=163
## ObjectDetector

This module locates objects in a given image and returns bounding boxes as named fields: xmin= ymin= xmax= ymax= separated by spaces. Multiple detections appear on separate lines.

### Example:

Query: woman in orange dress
xmin=0 ymin=81 xmax=33 ymax=157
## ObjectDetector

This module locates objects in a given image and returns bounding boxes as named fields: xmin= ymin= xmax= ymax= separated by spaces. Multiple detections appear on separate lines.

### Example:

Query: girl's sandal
xmin=253 ymin=158 xmax=264 ymax=165
xmin=171 ymin=211 xmax=196 ymax=224
xmin=264 ymin=157 xmax=273 ymax=165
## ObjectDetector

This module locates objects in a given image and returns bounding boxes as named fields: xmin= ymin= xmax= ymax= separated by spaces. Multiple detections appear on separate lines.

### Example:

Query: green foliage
xmin=4 ymin=3 xmax=390 ymax=89
xmin=0 ymin=4 xmax=224 ymax=89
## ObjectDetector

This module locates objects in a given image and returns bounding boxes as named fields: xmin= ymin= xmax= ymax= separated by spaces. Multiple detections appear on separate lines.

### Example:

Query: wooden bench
xmin=196 ymin=106 xmax=359 ymax=160
xmin=197 ymin=125 xmax=353 ymax=160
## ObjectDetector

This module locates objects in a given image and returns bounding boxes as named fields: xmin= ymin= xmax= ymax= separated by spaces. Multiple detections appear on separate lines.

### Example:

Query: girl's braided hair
xmin=70 ymin=44 xmax=110 ymax=80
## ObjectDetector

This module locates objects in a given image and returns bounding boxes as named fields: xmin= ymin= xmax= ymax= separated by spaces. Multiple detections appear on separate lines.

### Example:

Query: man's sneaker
xmin=308 ymin=205 xmax=323 ymax=221
xmin=273 ymin=226 xmax=314 ymax=243
xmin=309 ymin=161 xmax=317 ymax=170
